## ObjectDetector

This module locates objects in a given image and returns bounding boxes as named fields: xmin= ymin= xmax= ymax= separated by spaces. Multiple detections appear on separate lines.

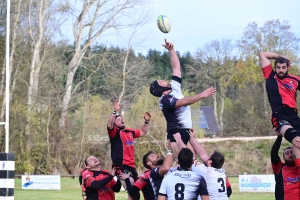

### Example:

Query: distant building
xmin=198 ymin=106 xmax=220 ymax=137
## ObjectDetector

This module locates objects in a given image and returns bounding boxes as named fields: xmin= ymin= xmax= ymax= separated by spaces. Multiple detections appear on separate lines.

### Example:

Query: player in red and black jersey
xmin=259 ymin=52 xmax=300 ymax=167
xmin=82 ymin=156 xmax=121 ymax=200
xmin=271 ymin=134 xmax=300 ymax=200
xmin=107 ymin=99 xmax=151 ymax=200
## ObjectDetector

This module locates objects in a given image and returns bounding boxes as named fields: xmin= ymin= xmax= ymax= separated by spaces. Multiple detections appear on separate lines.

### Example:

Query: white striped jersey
xmin=192 ymin=164 xmax=229 ymax=200
xmin=158 ymin=170 xmax=208 ymax=200
xmin=159 ymin=77 xmax=192 ymax=130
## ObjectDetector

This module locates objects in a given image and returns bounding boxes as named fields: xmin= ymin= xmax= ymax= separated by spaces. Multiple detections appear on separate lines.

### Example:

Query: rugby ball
xmin=157 ymin=15 xmax=172 ymax=33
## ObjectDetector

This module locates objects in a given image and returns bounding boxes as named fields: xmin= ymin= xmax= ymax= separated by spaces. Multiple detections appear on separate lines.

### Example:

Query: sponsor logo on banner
xmin=239 ymin=175 xmax=275 ymax=192
xmin=22 ymin=175 xmax=61 ymax=190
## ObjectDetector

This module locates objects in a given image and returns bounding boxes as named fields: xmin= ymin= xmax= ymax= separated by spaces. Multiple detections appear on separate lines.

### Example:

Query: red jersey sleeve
xmin=225 ymin=176 xmax=231 ymax=187
xmin=124 ymin=128 xmax=141 ymax=138
xmin=133 ymin=172 xmax=149 ymax=190
xmin=272 ymin=160 xmax=283 ymax=174
xmin=289 ymin=74 xmax=300 ymax=91
xmin=102 ymin=170 xmax=117 ymax=187
xmin=261 ymin=64 xmax=273 ymax=79
xmin=107 ymin=125 xmax=118 ymax=137
xmin=133 ymin=129 xmax=140 ymax=138
xmin=82 ymin=171 xmax=95 ymax=188
xmin=134 ymin=177 xmax=147 ymax=190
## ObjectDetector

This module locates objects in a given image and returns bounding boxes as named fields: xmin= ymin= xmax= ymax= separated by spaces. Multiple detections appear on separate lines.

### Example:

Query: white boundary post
xmin=0 ymin=1 xmax=15 ymax=200
xmin=5 ymin=0 xmax=10 ymax=153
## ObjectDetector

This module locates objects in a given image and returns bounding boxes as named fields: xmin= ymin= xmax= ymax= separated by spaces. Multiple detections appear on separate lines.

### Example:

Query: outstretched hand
xmin=118 ymin=173 xmax=130 ymax=181
xmin=111 ymin=167 xmax=116 ymax=177
xmin=144 ymin=112 xmax=151 ymax=121
xmin=292 ymin=137 xmax=300 ymax=149
xmin=113 ymin=100 xmax=121 ymax=111
xmin=173 ymin=132 xmax=181 ymax=142
xmin=162 ymin=39 xmax=174 ymax=51
xmin=200 ymin=87 xmax=216 ymax=98
xmin=189 ymin=129 xmax=195 ymax=138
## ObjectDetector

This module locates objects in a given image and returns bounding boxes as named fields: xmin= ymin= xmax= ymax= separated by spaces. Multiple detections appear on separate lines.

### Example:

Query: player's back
xmin=192 ymin=164 xmax=228 ymax=200
xmin=159 ymin=170 xmax=208 ymax=200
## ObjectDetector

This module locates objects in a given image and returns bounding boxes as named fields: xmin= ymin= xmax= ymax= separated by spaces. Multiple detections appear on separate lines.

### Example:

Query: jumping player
xmin=149 ymin=39 xmax=216 ymax=157
xmin=259 ymin=52 xmax=300 ymax=167
xmin=107 ymin=99 xmax=151 ymax=200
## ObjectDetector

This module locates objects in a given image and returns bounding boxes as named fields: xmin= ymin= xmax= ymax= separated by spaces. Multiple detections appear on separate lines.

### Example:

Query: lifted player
xmin=150 ymin=39 xmax=216 ymax=157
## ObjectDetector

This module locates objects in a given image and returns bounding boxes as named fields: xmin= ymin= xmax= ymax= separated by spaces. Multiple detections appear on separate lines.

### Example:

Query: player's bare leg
xmin=173 ymin=133 xmax=196 ymax=159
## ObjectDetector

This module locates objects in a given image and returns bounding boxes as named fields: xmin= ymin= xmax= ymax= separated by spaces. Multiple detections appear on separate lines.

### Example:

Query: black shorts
xmin=114 ymin=165 xmax=138 ymax=181
xmin=271 ymin=107 xmax=300 ymax=133
xmin=167 ymin=129 xmax=190 ymax=144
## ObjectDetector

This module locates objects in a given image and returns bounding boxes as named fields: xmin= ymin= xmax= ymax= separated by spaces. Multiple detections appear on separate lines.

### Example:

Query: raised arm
xmin=84 ymin=174 xmax=114 ymax=190
xmin=258 ymin=52 xmax=291 ymax=68
xmin=107 ymin=100 xmax=120 ymax=129
xmin=158 ymin=140 xmax=173 ymax=176
xmin=139 ymin=112 xmax=151 ymax=137
xmin=162 ymin=39 xmax=181 ymax=78
xmin=271 ymin=135 xmax=283 ymax=165
xmin=258 ymin=52 xmax=277 ymax=68
xmin=189 ymin=129 xmax=209 ymax=163
xmin=175 ymin=87 xmax=216 ymax=108
xmin=110 ymin=167 xmax=121 ymax=192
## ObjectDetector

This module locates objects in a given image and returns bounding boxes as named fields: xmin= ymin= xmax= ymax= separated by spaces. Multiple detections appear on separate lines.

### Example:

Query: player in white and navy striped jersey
xmin=190 ymin=130 xmax=232 ymax=200
xmin=158 ymin=148 xmax=209 ymax=200
xmin=149 ymin=39 xmax=216 ymax=158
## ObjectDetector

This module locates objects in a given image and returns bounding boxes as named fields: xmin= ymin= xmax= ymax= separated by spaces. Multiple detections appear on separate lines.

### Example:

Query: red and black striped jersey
xmin=262 ymin=64 xmax=300 ymax=112
xmin=82 ymin=170 xmax=120 ymax=200
xmin=134 ymin=170 xmax=155 ymax=200
xmin=107 ymin=126 xmax=141 ymax=168
xmin=272 ymin=161 xmax=300 ymax=200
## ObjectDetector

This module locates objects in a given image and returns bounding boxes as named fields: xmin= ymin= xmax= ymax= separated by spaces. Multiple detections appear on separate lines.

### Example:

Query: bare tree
xmin=0 ymin=0 xmax=23 ymax=150
xmin=54 ymin=0 xmax=150 ymax=173
xmin=22 ymin=0 xmax=70 ymax=151
xmin=190 ymin=39 xmax=236 ymax=136
xmin=237 ymin=19 xmax=300 ymax=117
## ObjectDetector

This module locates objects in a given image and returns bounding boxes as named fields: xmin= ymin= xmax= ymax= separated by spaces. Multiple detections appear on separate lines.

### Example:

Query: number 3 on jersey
xmin=217 ymin=178 xmax=225 ymax=192
xmin=175 ymin=183 xmax=185 ymax=200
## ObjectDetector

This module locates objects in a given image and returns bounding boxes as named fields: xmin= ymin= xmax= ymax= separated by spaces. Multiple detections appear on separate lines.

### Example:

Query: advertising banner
xmin=21 ymin=175 xmax=61 ymax=190
xmin=239 ymin=174 xmax=275 ymax=192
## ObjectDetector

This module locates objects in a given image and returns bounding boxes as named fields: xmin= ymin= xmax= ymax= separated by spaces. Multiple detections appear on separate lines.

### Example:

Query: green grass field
xmin=14 ymin=177 xmax=275 ymax=200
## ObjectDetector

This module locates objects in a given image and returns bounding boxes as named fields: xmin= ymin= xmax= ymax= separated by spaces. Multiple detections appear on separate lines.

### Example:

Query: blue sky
xmin=62 ymin=0 xmax=300 ymax=56
xmin=139 ymin=0 xmax=300 ymax=55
